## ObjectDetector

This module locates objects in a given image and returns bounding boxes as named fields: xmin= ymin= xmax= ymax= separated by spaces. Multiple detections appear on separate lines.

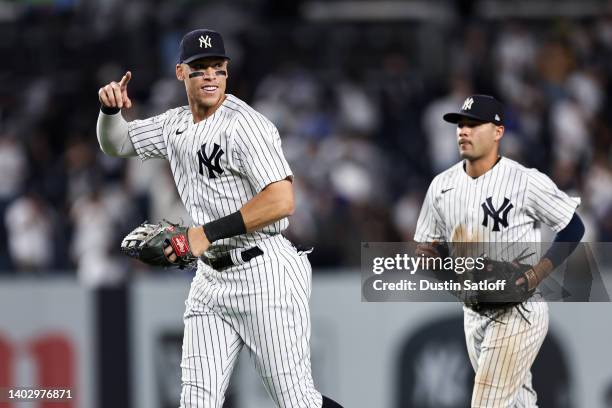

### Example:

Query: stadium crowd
xmin=1 ymin=1 xmax=611 ymax=286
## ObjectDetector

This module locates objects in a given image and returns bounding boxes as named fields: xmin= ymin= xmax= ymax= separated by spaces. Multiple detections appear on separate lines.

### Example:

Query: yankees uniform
xmin=128 ymin=94 xmax=323 ymax=407
xmin=96 ymin=29 xmax=341 ymax=408
xmin=415 ymin=95 xmax=581 ymax=407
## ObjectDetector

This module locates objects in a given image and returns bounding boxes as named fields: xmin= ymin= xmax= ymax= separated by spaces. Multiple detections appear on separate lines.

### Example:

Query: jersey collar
xmin=462 ymin=156 xmax=503 ymax=180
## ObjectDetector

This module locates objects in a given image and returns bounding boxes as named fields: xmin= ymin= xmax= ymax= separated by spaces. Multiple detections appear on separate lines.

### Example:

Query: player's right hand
xmin=98 ymin=71 xmax=132 ymax=109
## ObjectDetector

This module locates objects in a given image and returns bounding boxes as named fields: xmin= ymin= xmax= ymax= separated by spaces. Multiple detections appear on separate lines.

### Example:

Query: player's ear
xmin=494 ymin=125 xmax=504 ymax=142
xmin=176 ymin=64 xmax=185 ymax=81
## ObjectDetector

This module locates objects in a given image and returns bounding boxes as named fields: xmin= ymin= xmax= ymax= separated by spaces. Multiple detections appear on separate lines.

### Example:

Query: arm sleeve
xmin=525 ymin=171 xmax=581 ymax=232
xmin=96 ymin=111 xmax=137 ymax=157
xmin=127 ymin=110 xmax=170 ymax=160
xmin=544 ymin=212 xmax=585 ymax=267
xmin=232 ymin=113 xmax=293 ymax=192
xmin=414 ymin=181 xmax=446 ymax=242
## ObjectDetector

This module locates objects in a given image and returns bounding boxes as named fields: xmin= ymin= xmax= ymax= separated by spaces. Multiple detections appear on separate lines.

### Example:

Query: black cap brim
xmin=443 ymin=112 xmax=499 ymax=125
xmin=182 ymin=53 xmax=231 ymax=64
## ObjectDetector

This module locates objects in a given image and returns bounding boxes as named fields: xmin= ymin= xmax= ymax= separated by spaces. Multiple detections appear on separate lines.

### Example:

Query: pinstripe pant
xmin=180 ymin=235 xmax=323 ymax=408
xmin=463 ymin=296 xmax=549 ymax=408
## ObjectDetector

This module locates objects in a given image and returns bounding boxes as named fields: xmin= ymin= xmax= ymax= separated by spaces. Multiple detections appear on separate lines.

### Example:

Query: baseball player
xmin=415 ymin=95 xmax=585 ymax=407
xmin=96 ymin=29 xmax=342 ymax=408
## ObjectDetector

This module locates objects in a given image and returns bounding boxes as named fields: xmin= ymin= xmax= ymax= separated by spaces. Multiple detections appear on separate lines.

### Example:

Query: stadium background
xmin=0 ymin=0 xmax=611 ymax=407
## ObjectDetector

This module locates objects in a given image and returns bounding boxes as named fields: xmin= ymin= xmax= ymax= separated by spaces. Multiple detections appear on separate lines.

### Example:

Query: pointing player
xmin=414 ymin=95 xmax=585 ymax=406
xmin=96 ymin=29 xmax=342 ymax=408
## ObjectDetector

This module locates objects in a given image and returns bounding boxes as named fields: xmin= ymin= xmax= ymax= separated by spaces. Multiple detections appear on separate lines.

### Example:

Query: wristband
xmin=101 ymin=104 xmax=121 ymax=115
xmin=524 ymin=268 xmax=538 ymax=287
xmin=203 ymin=211 xmax=247 ymax=243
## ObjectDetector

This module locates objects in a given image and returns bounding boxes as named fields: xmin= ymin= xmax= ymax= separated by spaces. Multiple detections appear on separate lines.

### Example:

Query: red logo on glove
xmin=171 ymin=235 xmax=190 ymax=257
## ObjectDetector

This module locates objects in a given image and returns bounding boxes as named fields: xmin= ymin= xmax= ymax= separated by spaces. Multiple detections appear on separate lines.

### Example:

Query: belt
xmin=202 ymin=246 xmax=264 ymax=271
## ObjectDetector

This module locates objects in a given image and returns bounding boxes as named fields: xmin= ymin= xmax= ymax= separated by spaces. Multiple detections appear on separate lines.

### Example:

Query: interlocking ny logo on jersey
xmin=462 ymin=97 xmax=474 ymax=111
xmin=197 ymin=143 xmax=224 ymax=179
xmin=199 ymin=35 xmax=212 ymax=48
xmin=481 ymin=196 xmax=513 ymax=232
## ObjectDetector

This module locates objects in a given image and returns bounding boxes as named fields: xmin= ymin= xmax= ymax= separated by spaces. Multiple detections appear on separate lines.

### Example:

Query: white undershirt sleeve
xmin=96 ymin=111 xmax=137 ymax=157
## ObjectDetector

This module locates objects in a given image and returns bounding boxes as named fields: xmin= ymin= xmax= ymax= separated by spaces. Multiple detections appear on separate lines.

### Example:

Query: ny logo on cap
xmin=199 ymin=35 xmax=212 ymax=48
xmin=462 ymin=97 xmax=474 ymax=111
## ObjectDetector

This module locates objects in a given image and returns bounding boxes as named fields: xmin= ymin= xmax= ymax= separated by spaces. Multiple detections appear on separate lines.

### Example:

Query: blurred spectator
xmin=0 ymin=135 xmax=27 ymax=200
xmin=282 ymin=179 xmax=318 ymax=244
xmin=550 ymin=94 xmax=591 ymax=165
xmin=584 ymin=153 xmax=612 ymax=226
xmin=0 ymin=134 xmax=27 ymax=270
xmin=4 ymin=191 xmax=54 ymax=271
xmin=392 ymin=192 xmax=424 ymax=242
xmin=148 ymin=165 xmax=192 ymax=224
xmin=65 ymin=138 xmax=98 ymax=203
xmin=495 ymin=22 xmax=537 ymax=105
xmin=0 ymin=3 xmax=611 ymax=276
xmin=126 ymin=159 xmax=191 ymax=224
xmin=334 ymin=77 xmax=380 ymax=136
xmin=70 ymin=186 xmax=126 ymax=287
xmin=422 ymin=75 xmax=472 ymax=173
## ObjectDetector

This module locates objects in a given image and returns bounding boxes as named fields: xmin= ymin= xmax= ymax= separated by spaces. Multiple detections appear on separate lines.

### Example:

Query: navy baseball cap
xmin=443 ymin=95 xmax=504 ymax=125
xmin=178 ymin=29 xmax=230 ymax=64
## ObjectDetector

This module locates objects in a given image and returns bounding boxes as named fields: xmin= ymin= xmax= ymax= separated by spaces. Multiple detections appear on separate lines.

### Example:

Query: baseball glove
xmin=460 ymin=249 xmax=536 ymax=308
xmin=120 ymin=220 xmax=198 ymax=268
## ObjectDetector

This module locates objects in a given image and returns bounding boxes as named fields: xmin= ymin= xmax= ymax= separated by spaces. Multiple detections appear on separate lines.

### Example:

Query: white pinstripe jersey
xmin=127 ymin=94 xmax=293 ymax=253
xmin=415 ymin=157 xmax=580 ymax=260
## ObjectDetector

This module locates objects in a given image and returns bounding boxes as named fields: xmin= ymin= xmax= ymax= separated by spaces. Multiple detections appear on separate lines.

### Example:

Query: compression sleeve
xmin=96 ymin=110 xmax=137 ymax=157
xmin=543 ymin=212 xmax=585 ymax=267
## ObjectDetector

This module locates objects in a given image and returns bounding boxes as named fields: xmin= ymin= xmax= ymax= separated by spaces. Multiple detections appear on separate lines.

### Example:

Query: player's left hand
xmin=515 ymin=258 xmax=553 ymax=291
xmin=121 ymin=220 xmax=199 ymax=268
xmin=163 ymin=226 xmax=210 ymax=261
xmin=470 ymin=252 xmax=538 ymax=304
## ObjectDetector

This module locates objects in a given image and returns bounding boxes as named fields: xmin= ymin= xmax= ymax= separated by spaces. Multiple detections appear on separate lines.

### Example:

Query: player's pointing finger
xmin=119 ymin=71 xmax=132 ymax=88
